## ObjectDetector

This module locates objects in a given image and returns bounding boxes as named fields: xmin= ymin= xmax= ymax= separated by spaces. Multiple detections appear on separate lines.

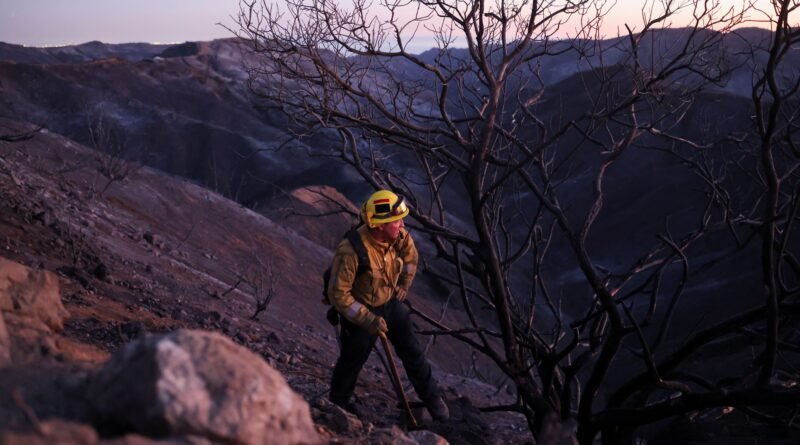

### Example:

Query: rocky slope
xmin=2 ymin=31 xmax=799 ymax=444
xmin=0 ymin=117 xmax=535 ymax=444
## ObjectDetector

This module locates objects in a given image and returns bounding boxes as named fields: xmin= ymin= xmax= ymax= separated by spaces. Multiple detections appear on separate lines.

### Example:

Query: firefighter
xmin=326 ymin=189 xmax=449 ymax=422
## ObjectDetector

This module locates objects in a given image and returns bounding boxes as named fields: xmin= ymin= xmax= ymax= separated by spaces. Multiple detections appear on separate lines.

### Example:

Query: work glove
xmin=394 ymin=287 xmax=408 ymax=302
xmin=366 ymin=315 xmax=388 ymax=336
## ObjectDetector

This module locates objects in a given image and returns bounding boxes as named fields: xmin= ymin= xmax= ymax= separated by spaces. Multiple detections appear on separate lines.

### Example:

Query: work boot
xmin=425 ymin=396 xmax=450 ymax=422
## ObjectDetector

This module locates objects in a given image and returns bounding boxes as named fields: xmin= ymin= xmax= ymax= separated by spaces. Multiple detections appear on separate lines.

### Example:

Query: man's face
xmin=378 ymin=218 xmax=404 ymax=241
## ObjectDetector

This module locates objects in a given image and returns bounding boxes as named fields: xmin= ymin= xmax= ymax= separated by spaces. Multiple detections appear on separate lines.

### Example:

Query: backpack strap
xmin=346 ymin=227 xmax=370 ymax=277
xmin=322 ymin=226 xmax=370 ymax=306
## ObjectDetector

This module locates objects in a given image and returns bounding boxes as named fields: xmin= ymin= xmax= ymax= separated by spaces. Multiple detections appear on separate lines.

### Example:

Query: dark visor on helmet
xmin=373 ymin=195 xmax=407 ymax=220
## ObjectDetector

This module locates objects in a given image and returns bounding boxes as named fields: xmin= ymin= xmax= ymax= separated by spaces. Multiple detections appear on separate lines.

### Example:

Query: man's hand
xmin=367 ymin=316 xmax=388 ymax=336
xmin=394 ymin=287 xmax=408 ymax=302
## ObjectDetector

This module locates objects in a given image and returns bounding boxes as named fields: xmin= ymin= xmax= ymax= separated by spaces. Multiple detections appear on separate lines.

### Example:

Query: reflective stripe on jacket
xmin=327 ymin=225 xmax=418 ymax=327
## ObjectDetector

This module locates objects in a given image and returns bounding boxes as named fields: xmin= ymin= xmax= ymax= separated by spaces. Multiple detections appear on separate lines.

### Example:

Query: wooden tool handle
xmin=379 ymin=332 xmax=419 ymax=428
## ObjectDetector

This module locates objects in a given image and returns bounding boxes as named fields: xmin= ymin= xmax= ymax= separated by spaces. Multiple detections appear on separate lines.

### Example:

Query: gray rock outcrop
xmin=86 ymin=329 xmax=320 ymax=445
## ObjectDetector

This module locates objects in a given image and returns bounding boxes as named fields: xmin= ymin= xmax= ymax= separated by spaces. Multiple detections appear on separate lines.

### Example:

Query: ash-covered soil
xmin=0 ymin=118 xmax=532 ymax=444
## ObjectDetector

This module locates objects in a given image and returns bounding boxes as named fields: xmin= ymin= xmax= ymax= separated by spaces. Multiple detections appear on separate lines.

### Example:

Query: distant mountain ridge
xmin=0 ymin=29 xmax=782 ymax=216
xmin=0 ymin=40 xmax=171 ymax=64
xmin=0 ymin=30 xmax=778 ymax=269
xmin=0 ymin=27 xmax=781 ymax=95
xmin=0 ymin=38 xmax=366 ymax=209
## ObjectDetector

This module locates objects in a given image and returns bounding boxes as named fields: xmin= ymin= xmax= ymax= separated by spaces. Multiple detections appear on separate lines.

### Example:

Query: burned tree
xmin=86 ymin=107 xmax=142 ymax=197
xmin=238 ymin=0 xmax=800 ymax=442
xmin=747 ymin=0 xmax=800 ymax=388
xmin=246 ymin=255 xmax=280 ymax=320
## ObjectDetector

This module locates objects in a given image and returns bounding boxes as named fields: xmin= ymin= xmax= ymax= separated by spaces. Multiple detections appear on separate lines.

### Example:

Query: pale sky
xmin=0 ymin=0 xmax=778 ymax=49
xmin=0 ymin=0 xmax=240 ymax=46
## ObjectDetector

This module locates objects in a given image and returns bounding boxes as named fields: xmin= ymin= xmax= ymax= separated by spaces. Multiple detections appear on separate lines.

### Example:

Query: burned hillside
xmin=1 ymin=17 xmax=800 ymax=443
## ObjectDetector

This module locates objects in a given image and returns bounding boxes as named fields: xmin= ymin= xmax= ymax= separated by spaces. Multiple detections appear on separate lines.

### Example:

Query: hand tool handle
xmin=379 ymin=332 xmax=419 ymax=428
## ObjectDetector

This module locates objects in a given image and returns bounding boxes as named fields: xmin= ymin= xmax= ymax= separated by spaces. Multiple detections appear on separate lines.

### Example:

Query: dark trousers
xmin=329 ymin=298 xmax=440 ymax=406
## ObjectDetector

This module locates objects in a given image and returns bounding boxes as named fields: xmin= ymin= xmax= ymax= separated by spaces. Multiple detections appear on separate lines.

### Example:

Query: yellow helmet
xmin=361 ymin=190 xmax=409 ymax=228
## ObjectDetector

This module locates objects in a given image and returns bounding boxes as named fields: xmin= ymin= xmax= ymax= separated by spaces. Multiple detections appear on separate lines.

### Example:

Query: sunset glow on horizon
xmin=0 ymin=0 xmax=782 ymax=52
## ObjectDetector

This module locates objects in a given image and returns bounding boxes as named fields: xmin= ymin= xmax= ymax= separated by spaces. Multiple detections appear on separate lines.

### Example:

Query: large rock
xmin=0 ymin=257 xmax=68 ymax=331
xmin=86 ymin=329 xmax=320 ymax=445
xmin=0 ymin=312 xmax=9 ymax=367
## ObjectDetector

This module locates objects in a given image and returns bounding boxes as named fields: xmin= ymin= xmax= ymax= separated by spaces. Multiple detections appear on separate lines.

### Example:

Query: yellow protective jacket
xmin=327 ymin=225 xmax=418 ymax=328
